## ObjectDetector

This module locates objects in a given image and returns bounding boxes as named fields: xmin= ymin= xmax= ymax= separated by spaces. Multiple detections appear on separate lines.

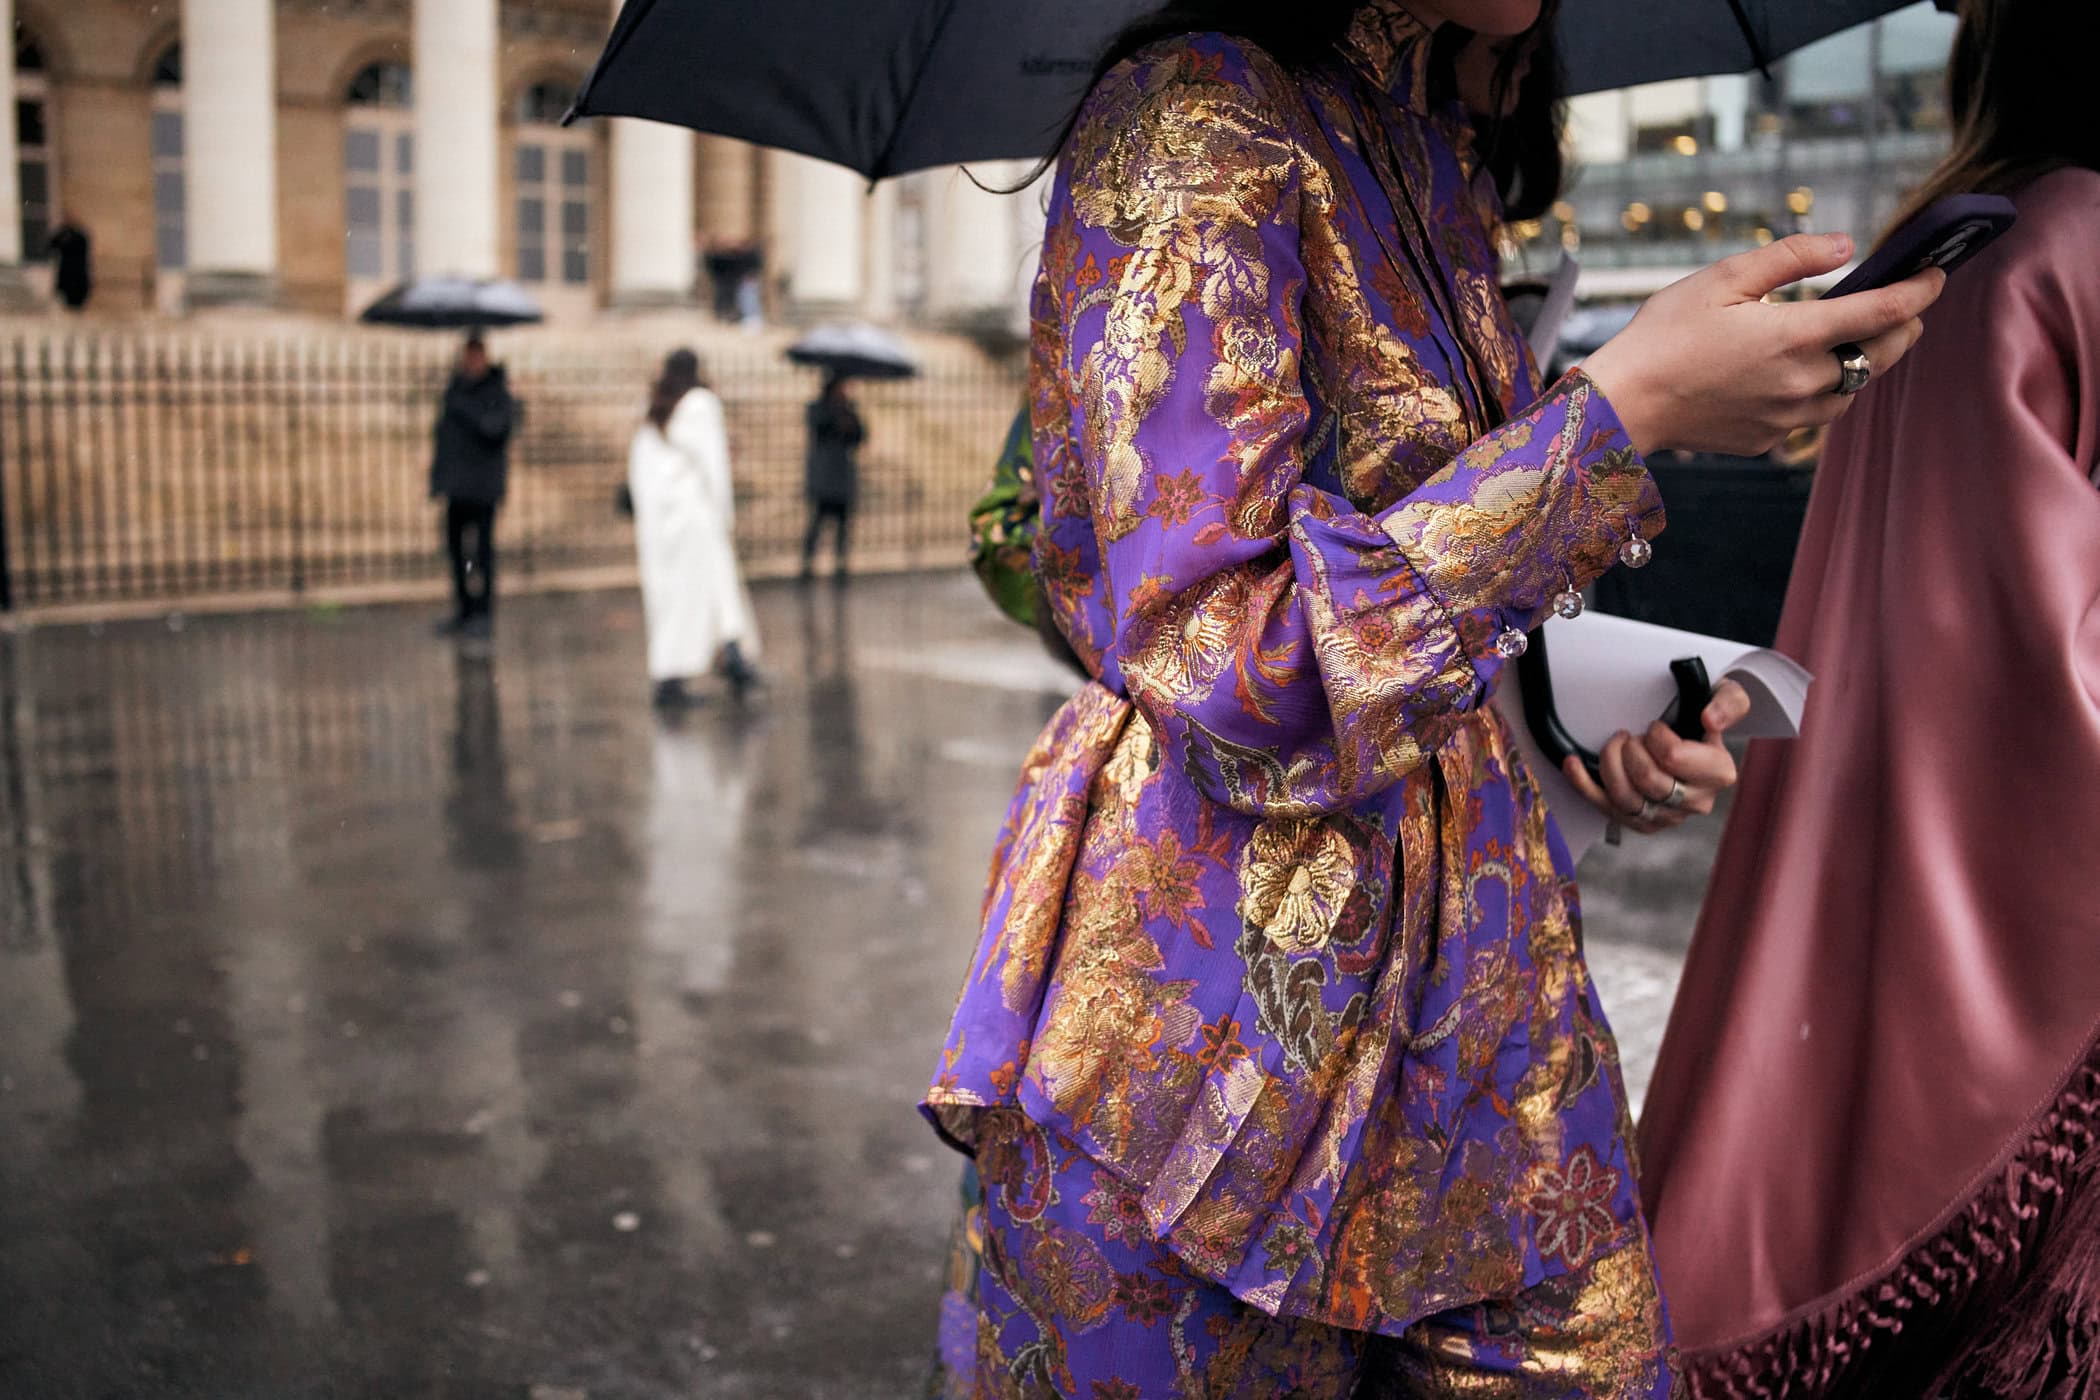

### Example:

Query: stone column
xmin=694 ymin=136 xmax=758 ymax=248
xmin=607 ymin=119 xmax=695 ymax=307
xmin=606 ymin=0 xmax=694 ymax=308
xmin=783 ymin=154 xmax=864 ymax=317
xmin=860 ymin=179 xmax=898 ymax=323
xmin=1708 ymin=75 xmax=1752 ymax=154
xmin=415 ymin=0 xmax=500 ymax=278
xmin=0 ymin=0 xmax=28 ymax=309
xmin=182 ymin=0 xmax=281 ymax=306
xmin=925 ymin=164 xmax=1027 ymax=331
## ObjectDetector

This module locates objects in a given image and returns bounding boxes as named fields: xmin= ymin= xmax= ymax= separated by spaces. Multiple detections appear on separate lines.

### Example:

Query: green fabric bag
xmin=967 ymin=403 xmax=1042 ymax=629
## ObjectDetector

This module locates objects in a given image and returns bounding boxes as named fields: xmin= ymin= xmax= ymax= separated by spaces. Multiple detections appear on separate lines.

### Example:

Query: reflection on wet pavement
xmin=0 ymin=573 xmax=1718 ymax=1398
xmin=0 ymin=576 xmax=1068 ymax=1399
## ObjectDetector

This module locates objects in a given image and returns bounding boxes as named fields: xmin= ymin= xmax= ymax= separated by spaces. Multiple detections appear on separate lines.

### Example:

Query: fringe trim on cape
xmin=1684 ymin=1046 xmax=2100 ymax=1400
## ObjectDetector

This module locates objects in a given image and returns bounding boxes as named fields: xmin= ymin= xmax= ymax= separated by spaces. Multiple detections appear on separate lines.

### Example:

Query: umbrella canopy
xmin=1559 ymin=0 xmax=1914 ymax=96
xmin=787 ymin=323 xmax=918 ymax=380
xmin=569 ymin=0 xmax=1920 ymax=181
xmin=359 ymin=276 xmax=545 ymax=329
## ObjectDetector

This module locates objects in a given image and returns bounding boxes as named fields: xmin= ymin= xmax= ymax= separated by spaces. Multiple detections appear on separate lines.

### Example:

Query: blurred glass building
xmin=1522 ymin=2 xmax=1960 ymax=296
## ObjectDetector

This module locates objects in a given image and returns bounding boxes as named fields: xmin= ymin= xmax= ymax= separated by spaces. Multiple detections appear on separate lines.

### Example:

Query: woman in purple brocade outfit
xmin=923 ymin=1 xmax=1944 ymax=1393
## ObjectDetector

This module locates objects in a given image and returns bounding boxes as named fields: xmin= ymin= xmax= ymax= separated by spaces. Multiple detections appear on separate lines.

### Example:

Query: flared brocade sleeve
xmin=1053 ymin=42 xmax=1661 ymax=817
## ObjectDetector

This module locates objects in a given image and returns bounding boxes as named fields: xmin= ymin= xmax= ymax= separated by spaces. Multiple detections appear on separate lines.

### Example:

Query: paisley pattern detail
xmin=927 ymin=0 xmax=1675 ymax=1366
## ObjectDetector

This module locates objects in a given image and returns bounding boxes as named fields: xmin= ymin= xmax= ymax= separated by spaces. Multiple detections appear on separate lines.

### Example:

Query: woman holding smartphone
xmin=1638 ymin=2 xmax=2100 ymax=1394
xmin=921 ymin=0 xmax=1940 ymax=1391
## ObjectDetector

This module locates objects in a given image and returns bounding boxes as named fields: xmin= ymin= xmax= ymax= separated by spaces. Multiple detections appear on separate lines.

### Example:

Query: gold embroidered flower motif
xmin=1260 ymin=1220 xmax=1319 ymax=1277
xmin=1080 ymin=1169 xmax=1155 ymax=1250
xmin=1098 ymin=713 xmax=1154 ymax=807
xmin=1237 ymin=818 xmax=1356 ymax=953
xmin=1024 ymin=1222 xmax=1116 ymax=1329
xmin=1126 ymin=589 xmax=1238 ymax=704
xmin=1526 ymin=1145 xmax=1623 ymax=1271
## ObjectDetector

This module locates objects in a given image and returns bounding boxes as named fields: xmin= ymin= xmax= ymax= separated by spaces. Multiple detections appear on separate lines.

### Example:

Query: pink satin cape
xmin=1637 ymin=168 xmax=2100 ymax=1395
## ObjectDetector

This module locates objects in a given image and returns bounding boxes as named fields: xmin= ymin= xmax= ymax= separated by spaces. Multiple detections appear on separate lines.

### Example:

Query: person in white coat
xmin=628 ymin=349 xmax=762 ymax=707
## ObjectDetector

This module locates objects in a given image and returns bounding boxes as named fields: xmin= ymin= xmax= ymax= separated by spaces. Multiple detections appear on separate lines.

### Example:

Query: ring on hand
xmin=1832 ymin=343 xmax=1872 ymax=396
xmin=1636 ymin=798 xmax=1660 ymax=823
xmin=1661 ymin=778 xmax=1688 ymax=810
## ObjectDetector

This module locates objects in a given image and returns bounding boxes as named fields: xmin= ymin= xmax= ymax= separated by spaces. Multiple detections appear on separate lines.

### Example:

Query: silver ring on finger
xmin=1661 ymin=778 xmax=1688 ymax=810
xmin=1832 ymin=342 xmax=1871 ymax=396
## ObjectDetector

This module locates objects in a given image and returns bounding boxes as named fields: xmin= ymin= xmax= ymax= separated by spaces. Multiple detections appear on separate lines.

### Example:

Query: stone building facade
xmin=0 ymin=0 xmax=1042 ymax=326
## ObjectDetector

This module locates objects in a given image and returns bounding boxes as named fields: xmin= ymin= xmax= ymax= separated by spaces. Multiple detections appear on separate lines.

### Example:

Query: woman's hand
xmin=1581 ymin=234 xmax=1945 ymax=458
xmin=1561 ymin=680 xmax=1752 ymax=836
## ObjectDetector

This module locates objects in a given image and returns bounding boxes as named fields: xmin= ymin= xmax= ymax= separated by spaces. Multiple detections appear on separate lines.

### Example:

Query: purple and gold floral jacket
xmin=927 ymin=3 xmax=1667 ymax=1338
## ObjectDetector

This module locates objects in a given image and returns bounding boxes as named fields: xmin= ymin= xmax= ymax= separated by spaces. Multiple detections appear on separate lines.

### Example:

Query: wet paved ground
xmin=0 ymin=575 xmax=1722 ymax=1400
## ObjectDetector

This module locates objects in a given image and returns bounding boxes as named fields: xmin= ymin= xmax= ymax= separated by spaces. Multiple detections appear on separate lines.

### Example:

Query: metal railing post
xmin=0 ymin=381 xmax=12 ymax=613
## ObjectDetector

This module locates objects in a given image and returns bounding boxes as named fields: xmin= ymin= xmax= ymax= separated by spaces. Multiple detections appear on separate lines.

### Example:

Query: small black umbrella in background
xmin=787 ymin=323 xmax=919 ymax=381
xmin=568 ymin=0 xmax=1918 ymax=182
xmin=359 ymin=276 xmax=545 ymax=330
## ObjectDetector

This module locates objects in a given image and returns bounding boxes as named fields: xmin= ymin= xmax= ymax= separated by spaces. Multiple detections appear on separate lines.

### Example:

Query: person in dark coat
xmin=800 ymin=374 xmax=864 ymax=581
xmin=47 ymin=218 xmax=91 ymax=312
xmin=429 ymin=335 xmax=518 ymax=639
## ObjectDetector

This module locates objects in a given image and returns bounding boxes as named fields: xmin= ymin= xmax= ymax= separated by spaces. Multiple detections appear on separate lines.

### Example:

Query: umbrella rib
xmin=565 ymin=0 xmax=657 ymax=124
xmin=867 ymin=0 xmax=963 ymax=184
xmin=1723 ymin=0 xmax=1775 ymax=81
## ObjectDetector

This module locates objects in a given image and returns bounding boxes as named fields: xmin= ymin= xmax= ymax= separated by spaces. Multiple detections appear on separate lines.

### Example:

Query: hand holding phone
xmin=1580 ymin=231 xmax=1946 ymax=458
xmin=1821 ymin=194 xmax=2017 ymax=299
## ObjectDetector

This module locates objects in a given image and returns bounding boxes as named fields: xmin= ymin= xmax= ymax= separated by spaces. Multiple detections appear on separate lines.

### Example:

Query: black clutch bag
xmin=1516 ymin=624 xmax=1712 ymax=786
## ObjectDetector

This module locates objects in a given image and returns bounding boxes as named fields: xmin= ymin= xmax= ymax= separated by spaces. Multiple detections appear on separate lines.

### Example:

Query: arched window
xmin=151 ymin=44 xmax=184 ymax=271
xmin=15 ymin=26 xmax=53 ymax=260
xmin=514 ymin=80 xmax=573 ymax=127
xmin=343 ymin=61 xmax=414 ymax=309
xmin=345 ymin=60 xmax=412 ymax=108
xmin=510 ymin=77 xmax=593 ymax=297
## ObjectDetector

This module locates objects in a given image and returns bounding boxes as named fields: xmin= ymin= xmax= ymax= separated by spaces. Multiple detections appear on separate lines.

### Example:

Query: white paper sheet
xmin=1488 ymin=612 xmax=1813 ymax=861
xmin=1522 ymin=252 xmax=1583 ymax=369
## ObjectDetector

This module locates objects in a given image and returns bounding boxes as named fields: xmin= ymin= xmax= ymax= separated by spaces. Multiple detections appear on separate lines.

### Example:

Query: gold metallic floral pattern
xmin=928 ymin=4 xmax=1677 ymax=1366
xmin=1237 ymin=817 xmax=1359 ymax=954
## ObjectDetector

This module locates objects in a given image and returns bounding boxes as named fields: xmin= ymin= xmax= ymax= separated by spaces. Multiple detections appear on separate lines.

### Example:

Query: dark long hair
xmin=646 ymin=348 xmax=704 ymax=431
xmin=1024 ymin=1 xmax=1565 ymax=219
xmin=1889 ymin=0 xmax=2100 ymax=230
xmin=1452 ymin=22 xmax=1568 ymax=223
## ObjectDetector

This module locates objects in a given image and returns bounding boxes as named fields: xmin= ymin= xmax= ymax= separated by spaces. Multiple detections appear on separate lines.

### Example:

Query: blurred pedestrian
xmin=800 ymin=373 xmax=863 ymax=580
xmin=428 ymin=334 xmax=516 ymax=641
xmin=1639 ymin=2 xmax=2100 ymax=1394
xmin=921 ymin=0 xmax=1941 ymax=1392
xmin=703 ymin=240 xmax=760 ymax=323
xmin=628 ymin=349 xmax=760 ymax=708
xmin=735 ymin=271 xmax=764 ymax=330
xmin=46 ymin=216 xmax=90 ymax=312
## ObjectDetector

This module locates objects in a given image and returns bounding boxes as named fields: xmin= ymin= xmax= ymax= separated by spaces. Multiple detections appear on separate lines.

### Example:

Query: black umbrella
xmin=359 ymin=276 xmax=545 ymax=330
xmin=568 ymin=0 xmax=1918 ymax=181
xmin=1559 ymin=0 xmax=1912 ymax=95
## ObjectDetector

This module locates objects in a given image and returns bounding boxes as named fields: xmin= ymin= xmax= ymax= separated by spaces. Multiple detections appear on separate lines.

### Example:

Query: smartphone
xmin=1821 ymin=194 xmax=2018 ymax=299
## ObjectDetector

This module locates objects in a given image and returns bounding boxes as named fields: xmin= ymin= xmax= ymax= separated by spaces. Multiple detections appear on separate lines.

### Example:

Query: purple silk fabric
xmin=927 ymin=3 xmax=1671 ymax=1348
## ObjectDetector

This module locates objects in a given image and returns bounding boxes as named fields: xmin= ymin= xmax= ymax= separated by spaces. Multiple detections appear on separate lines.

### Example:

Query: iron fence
xmin=0 ymin=329 xmax=1024 ymax=612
